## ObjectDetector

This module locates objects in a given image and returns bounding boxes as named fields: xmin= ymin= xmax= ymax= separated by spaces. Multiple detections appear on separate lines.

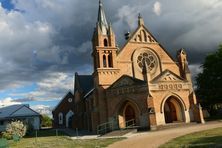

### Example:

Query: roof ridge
xmin=9 ymin=105 xmax=25 ymax=116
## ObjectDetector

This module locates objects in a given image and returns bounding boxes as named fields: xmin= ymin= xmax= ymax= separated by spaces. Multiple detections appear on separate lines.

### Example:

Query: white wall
xmin=33 ymin=117 xmax=40 ymax=130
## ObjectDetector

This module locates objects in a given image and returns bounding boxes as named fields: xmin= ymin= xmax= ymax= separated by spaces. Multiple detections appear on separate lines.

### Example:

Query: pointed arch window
xmin=138 ymin=35 xmax=142 ymax=42
xmin=142 ymin=30 xmax=147 ymax=42
xmin=58 ymin=112 xmax=63 ymax=125
xmin=108 ymin=53 xmax=113 ymax=68
xmin=148 ymin=36 xmax=152 ymax=42
xmin=103 ymin=55 xmax=107 ymax=67
xmin=104 ymin=39 xmax=108 ymax=47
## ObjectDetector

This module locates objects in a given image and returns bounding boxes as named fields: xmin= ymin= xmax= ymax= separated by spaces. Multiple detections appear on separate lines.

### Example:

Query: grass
xmin=160 ymin=127 xmax=222 ymax=148
xmin=6 ymin=129 xmax=124 ymax=148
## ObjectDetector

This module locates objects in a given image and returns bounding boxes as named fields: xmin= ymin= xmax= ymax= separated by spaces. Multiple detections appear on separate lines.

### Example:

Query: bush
xmin=2 ymin=120 xmax=27 ymax=140
xmin=2 ymin=132 xmax=12 ymax=140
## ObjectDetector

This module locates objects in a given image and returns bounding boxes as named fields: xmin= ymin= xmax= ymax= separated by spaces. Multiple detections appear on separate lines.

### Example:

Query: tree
xmin=41 ymin=115 xmax=52 ymax=127
xmin=196 ymin=45 xmax=222 ymax=113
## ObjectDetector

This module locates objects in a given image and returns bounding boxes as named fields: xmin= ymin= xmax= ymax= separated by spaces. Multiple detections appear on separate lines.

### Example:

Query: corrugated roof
xmin=0 ymin=104 xmax=40 ymax=120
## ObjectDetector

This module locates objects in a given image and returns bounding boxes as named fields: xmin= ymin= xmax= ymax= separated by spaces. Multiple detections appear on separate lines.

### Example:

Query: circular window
xmin=137 ymin=51 xmax=157 ymax=73
xmin=68 ymin=98 xmax=73 ymax=103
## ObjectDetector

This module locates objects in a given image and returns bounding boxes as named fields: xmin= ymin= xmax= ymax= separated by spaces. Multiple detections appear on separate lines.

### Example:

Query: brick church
xmin=52 ymin=0 xmax=204 ymax=132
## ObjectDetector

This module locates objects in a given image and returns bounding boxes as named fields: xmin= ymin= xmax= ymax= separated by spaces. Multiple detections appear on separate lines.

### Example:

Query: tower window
xmin=108 ymin=54 xmax=113 ymax=68
xmin=103 ymin=55 xmax=107 ymax=67
xmin=104 ymin=39 xmax=108 ymax=47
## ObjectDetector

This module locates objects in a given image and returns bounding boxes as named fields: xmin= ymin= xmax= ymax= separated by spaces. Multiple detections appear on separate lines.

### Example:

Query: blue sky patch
xmin=0 ymin=0 xmax=14 ymax=10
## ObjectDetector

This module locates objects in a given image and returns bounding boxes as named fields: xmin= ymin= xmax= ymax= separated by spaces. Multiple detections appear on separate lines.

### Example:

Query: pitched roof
xmin=0 ymin=104 xmax=40 ymax=120
xmin=151 ymin=69 xmax=185 ymax=83
xmin=52 ymin=91 xmax=74 ymax=111
xmin=118 ymin=16 xmax=177 ymax=63
xmin=75 ymin=73 xmax=94 ymax=96
xmin=108 ymin=75 xmax=146 ymax=89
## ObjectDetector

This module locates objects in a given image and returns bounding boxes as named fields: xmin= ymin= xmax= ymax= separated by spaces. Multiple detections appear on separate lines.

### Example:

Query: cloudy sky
xmin=0 ymin=0 xmax=221 ymax=116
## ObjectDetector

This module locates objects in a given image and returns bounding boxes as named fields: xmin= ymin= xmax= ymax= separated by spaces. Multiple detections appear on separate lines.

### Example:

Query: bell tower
xmin=92 ymin=0 xmax=119 ymax=87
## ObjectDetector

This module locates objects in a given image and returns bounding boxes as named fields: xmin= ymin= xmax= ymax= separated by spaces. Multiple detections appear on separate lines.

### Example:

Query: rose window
xmin=137 ymin=52 xmax=157 ymax=72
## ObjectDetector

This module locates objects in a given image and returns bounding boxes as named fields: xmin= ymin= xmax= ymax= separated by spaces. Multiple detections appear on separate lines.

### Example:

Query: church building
xmin=52 ymin=0 xmax=204 ymax=132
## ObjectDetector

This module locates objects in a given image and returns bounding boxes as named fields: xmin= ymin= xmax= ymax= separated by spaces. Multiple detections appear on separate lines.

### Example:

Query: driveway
xmin=108 ymin=121 xmax=222 ymax=148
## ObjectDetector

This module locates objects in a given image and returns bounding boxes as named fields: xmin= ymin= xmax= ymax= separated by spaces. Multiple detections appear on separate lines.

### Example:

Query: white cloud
xmin=11 ymin=72 xmax=73 ymax=101
xmin=37 ymin=72 xmax=72 ymax=91
xmin=189 ymin=64 xmax=203 ymax=84
xmin=201 ymin=0 xmax=222 ymax=8
xmin=0 ymin=0 xmax=222 ymax=104
xmin=0 ymin=97 xmax=21 ymax=107
xmin=153 ymin=1 xmax=161 ymax=16
xmin=31 ymin=104 xmax=52 ymax=117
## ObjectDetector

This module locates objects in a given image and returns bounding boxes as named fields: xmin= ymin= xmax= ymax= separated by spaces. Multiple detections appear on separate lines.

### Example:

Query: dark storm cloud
xmin=14 ymin=97 xmax=36 ymax=102
xmin=0 ymin=0 xmax=221 ymax=100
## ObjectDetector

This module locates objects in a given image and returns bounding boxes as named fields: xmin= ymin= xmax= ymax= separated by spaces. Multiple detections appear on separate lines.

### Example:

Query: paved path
xmin=109 ymin=121 xmax=222 ymax=148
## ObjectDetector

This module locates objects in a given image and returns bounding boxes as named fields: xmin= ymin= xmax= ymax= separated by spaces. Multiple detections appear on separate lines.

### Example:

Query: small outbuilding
xmin=0 ymin=104 xmax=41 ymax=131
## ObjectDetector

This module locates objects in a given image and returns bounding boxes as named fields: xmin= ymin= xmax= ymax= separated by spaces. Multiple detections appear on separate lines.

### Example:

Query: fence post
xmin=35 ymin=130 xmax=37 ymax=144
xmin=76 ymin=128 xmax=78 ymax=139
xmin=56 ymin=129 xmax=58 ymax=137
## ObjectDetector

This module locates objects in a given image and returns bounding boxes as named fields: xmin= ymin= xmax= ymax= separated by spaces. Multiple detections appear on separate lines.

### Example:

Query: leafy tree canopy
xmin=196 ymin=45 xmax=222 ymax=109
xmin=41 ymin=114 xmax=52 ymax=127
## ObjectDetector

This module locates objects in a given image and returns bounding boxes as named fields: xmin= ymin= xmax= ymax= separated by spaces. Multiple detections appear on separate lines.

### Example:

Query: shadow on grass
xmin=25 ymin=129 xmax=67 ymax=138
xmin=187 ymin=136 xmax=222 ymax=148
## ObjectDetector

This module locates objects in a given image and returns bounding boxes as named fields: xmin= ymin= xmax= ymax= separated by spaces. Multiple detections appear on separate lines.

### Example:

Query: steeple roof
xmin=97 ymin=0 xmax=109 ymax=35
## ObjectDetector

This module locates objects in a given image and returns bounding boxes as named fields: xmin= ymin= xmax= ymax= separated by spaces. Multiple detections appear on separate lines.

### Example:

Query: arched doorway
xmin=164 ymin=97 xmax=185 ymax=123
xmin=124 ymin=105 xmax=136 ymax=126
xmin=118 ymin=101 xmax=139 ymax=128
xmin=66 ymin=110 xmax=74 ymax=128
xmin=68 ymin=116 xmax=73 ymax=128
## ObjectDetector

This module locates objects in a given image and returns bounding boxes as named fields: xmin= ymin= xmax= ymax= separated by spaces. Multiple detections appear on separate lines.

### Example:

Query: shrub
xmin=2 ymin=120 xmax=27 ymax=140
xmin=2 ymin=132 xmax=12 ymax=140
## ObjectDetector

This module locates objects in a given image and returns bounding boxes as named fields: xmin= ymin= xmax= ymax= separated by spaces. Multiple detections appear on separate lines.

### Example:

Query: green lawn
xmin=161 ymin=127 xmax=222 ymax=148
xmin=6 ymin=129 xmax=124 ymax=148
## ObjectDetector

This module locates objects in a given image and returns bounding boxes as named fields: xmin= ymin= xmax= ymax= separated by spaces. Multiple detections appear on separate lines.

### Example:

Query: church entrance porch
xmin=118 ymin=101 xmax=139 ymax=129
xmin=66 ymin=110 xmax=74 ymax=128
xmin=124 ymin=105 xmax=135 ymax=122
xmin=163 ymin=96 xmax=185 ymax=124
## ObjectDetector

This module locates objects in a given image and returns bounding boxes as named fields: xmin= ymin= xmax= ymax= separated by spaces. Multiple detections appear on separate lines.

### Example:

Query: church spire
xmin=97 ymin=0 xmax=109 ymax=35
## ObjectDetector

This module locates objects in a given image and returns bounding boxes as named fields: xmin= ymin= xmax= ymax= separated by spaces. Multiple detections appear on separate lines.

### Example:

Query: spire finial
xmin=97 ymin=0 xmax=109 ymax=35
xmin=138 ymin=13 xmax=144 ymax=26
xmin=138 ymin=13 xmax=142 ymax=19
